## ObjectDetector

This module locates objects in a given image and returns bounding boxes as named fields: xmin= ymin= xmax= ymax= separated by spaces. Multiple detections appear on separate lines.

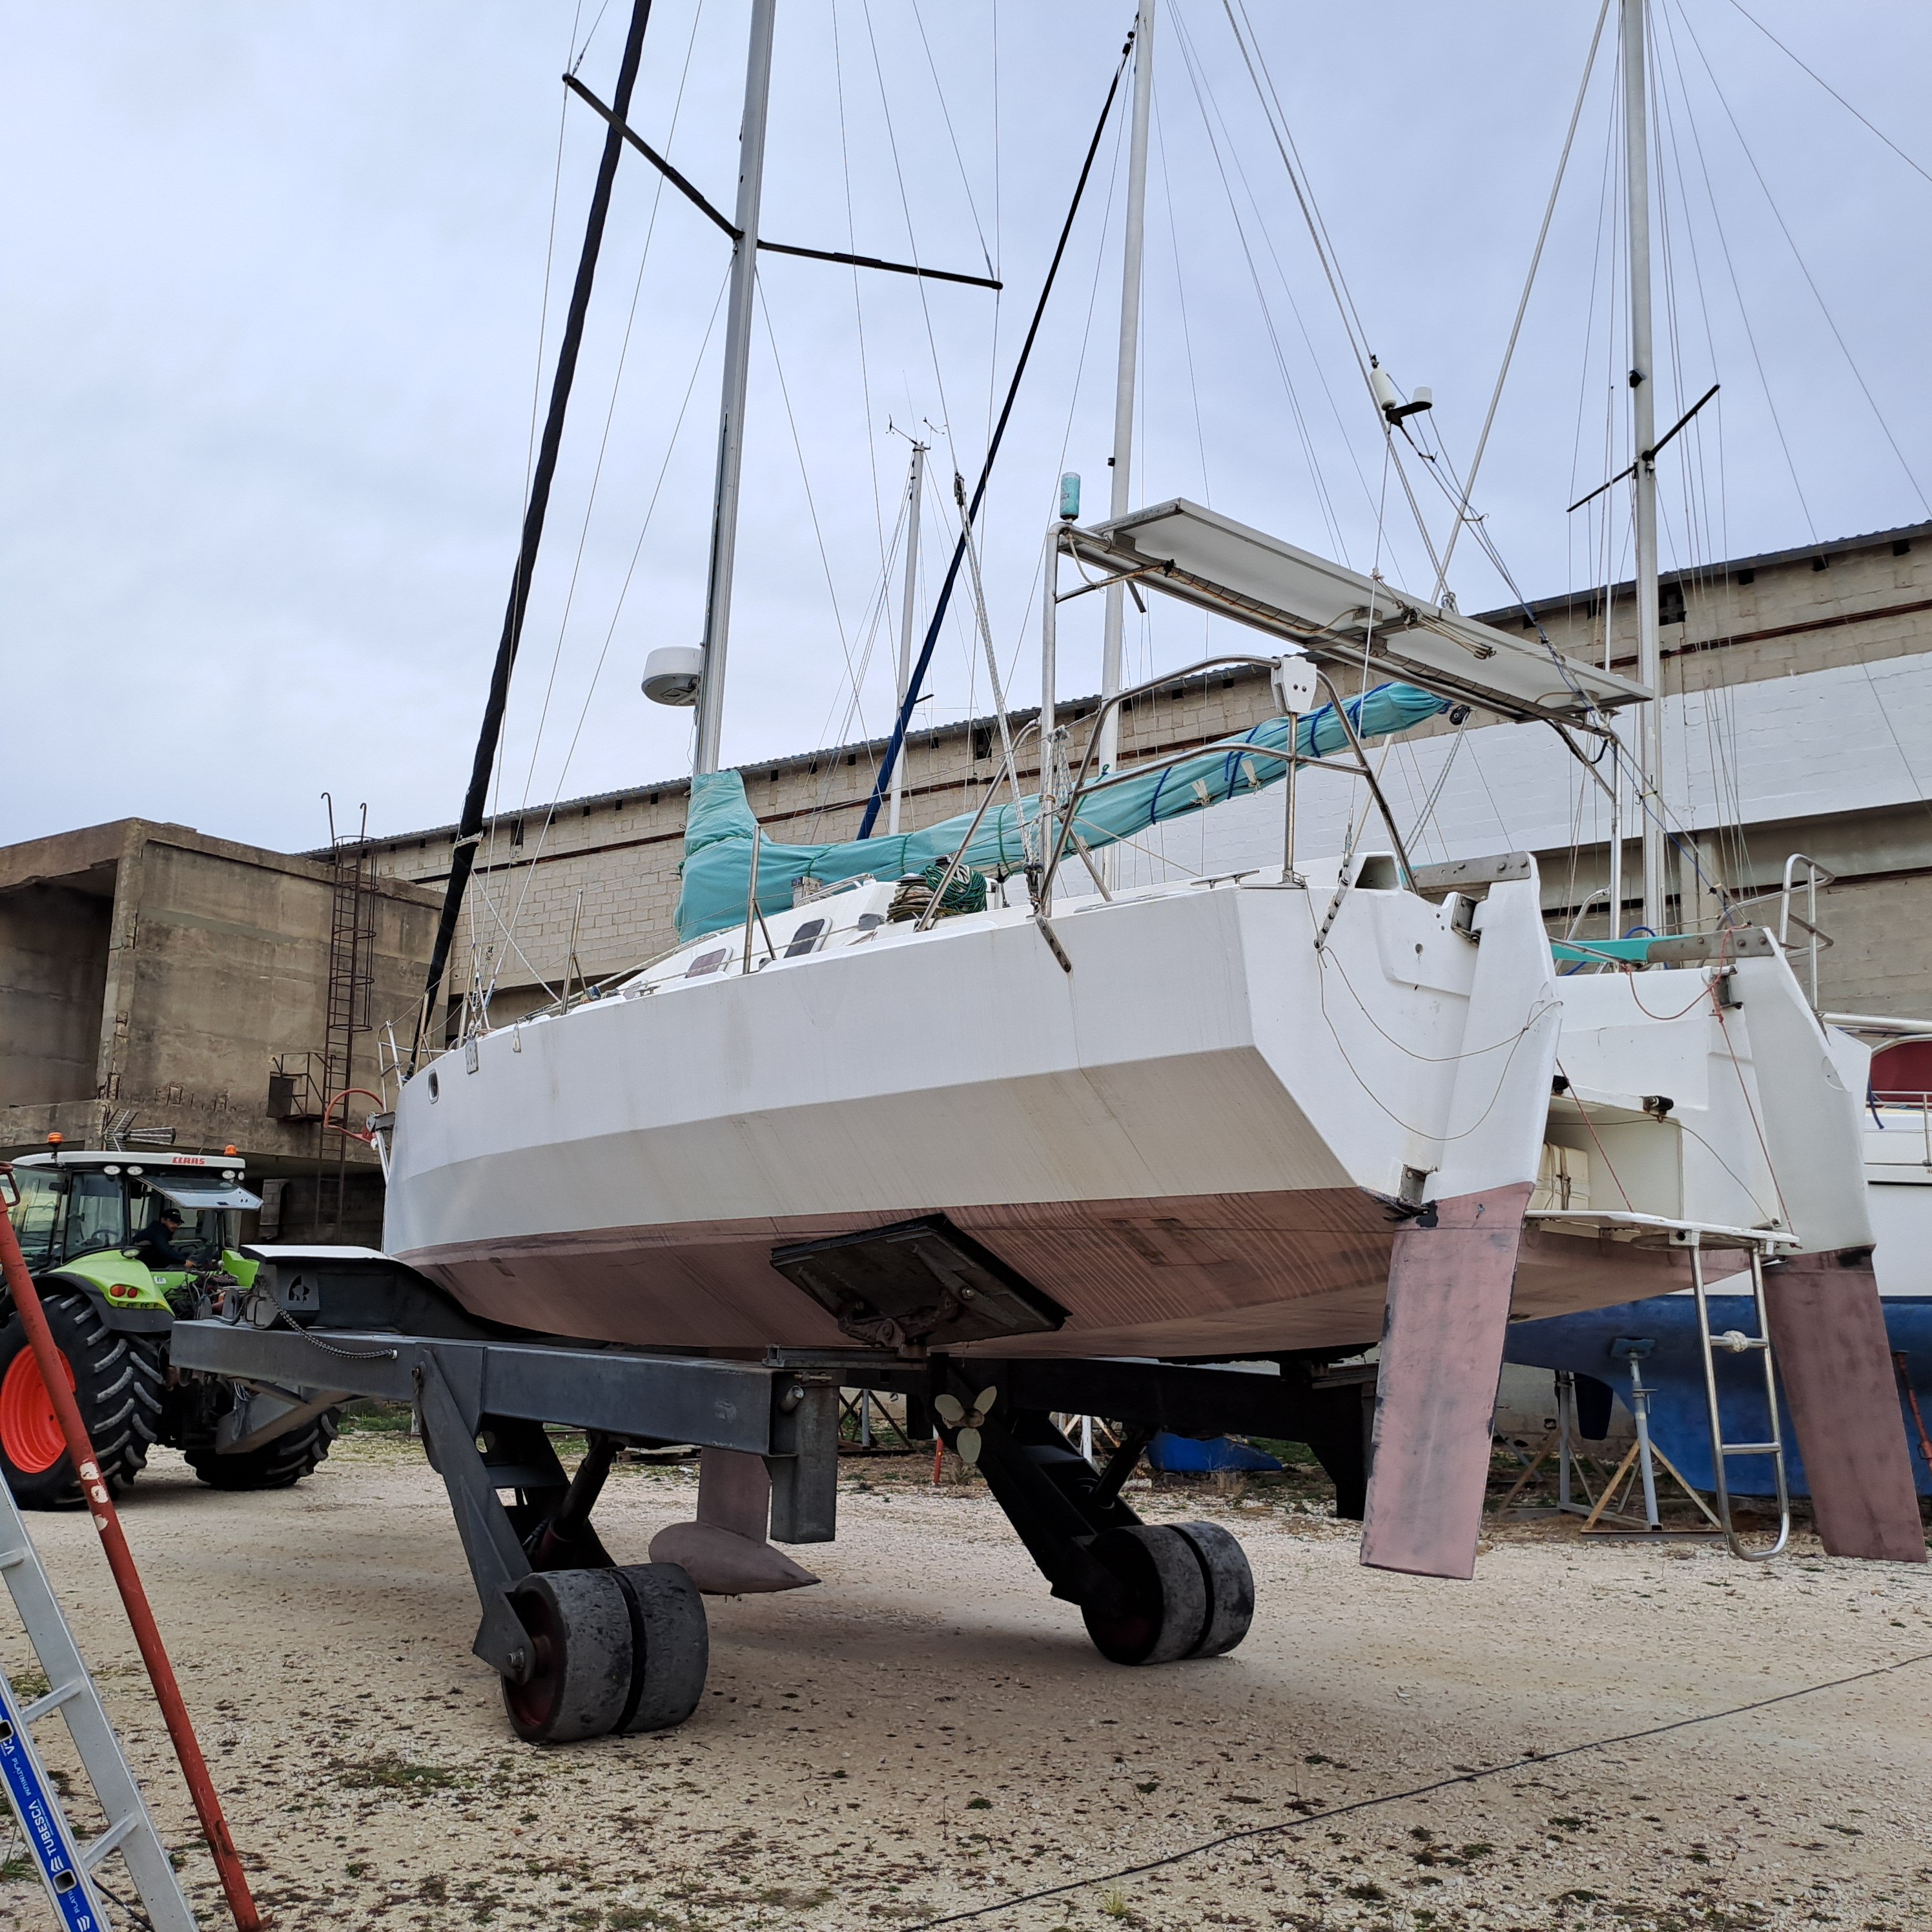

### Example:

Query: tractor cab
xmin=5 ymin=1150 xmax=261 ymax=1286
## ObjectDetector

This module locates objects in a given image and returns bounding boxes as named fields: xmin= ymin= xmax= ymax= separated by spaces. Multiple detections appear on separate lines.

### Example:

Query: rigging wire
xmin=906 ymin=0 xmax=996 ymax=278
xmin=1212 ymin=0 xmax=1464 ymax=592
xmin=827 ymin=0 xmax=890 ymax=575
xmin=1152 ymin=94 xmax=1211 ymax=512
xmin=755 ymin=280 xmax=858 ymax=670
xmin=856 ymin=26 xmax=1137 ymax=839
xmin=1434 ymin=0 xmax=1613 ymax=599
xmin=570 ymin=0 xmax=616 ymax=74
xmin=470 ymin=1 xmax=586 ymax=989
xmin=1164 ymin=6 xmax=1356 ymax=561
xmin=482 ymin=269 xmax=733 ymax=1000
xmin=511 ymin=0 xmax=709 ymax=822
xmin=856 ymin=0 xmax=962 ymax=488
xmin=1667 ymin=0 xmax=1931 ymax=517
xmin=1647 ymin=3 xmax=1813 ymax=540
xmin=1719 ymin=0 xmax=1932 ymax=192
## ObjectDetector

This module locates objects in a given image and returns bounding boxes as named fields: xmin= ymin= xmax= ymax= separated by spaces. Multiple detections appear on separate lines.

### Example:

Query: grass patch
xmin=329 ymin=1752 xmax=462 ymax=1792
xmin=337 ymin=1399 xmax=415 ymax=1434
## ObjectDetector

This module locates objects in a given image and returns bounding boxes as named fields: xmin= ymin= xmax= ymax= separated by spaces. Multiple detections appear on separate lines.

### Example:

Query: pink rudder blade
xmin=1764 ymin=1250 xmax=1926 ymax=1565
xmin=1360 ymin=1183 xmax=1532 ymax=1580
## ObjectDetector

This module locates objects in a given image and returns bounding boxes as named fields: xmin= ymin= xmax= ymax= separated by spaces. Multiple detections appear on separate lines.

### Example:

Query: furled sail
xmin=676 ymin=681 xmax=1450 ymax=940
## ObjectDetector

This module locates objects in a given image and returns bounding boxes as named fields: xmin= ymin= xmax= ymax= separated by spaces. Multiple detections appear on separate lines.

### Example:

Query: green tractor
xmin=0 ymin=1148 xmax=340 ymax=1508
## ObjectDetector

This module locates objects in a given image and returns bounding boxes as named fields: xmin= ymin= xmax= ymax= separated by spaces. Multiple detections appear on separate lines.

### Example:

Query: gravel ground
xmin=0 ymin=1433 xmax=1927 ymax=1932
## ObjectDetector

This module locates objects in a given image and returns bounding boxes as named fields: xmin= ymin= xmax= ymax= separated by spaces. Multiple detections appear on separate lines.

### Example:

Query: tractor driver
xmin=134 ymin=1204 xmax=193 ymax=1271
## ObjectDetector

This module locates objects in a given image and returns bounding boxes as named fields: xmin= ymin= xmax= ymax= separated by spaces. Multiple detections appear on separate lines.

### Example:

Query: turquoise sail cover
xmin=676 ymin=681 xmax=1448 ymax=940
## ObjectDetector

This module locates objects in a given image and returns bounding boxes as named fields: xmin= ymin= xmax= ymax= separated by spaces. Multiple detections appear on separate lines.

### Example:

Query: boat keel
xmin=1359 ymin=1182 xmax=1533 ymax=1580
xmin=1762 ymin=1250 xmax=1927 ymax=1563
xmin=648 ymin=1448 xmax=821 ymax=1594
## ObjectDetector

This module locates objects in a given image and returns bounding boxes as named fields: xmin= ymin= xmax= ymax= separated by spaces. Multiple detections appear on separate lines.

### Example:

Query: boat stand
xmin=1577 ymin=1344 xmax=1724 ymax=1539
xmin=1496 ymin=1365 xmax=1719 ymax=1538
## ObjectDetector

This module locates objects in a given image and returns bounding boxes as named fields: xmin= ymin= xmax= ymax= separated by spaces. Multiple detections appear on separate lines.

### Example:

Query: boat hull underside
xmin=400 ymin=1191 xmax=1720 ymax=1359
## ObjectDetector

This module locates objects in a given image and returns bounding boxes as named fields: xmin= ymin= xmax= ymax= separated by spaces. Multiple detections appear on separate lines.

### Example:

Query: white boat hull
xmin=383 ymin=859 xmax=1858 ymax=1356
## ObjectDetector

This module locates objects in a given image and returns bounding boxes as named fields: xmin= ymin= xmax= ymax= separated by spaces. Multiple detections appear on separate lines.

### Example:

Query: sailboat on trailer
xmin=382 ymin=0 xmax=1922 ymax=1581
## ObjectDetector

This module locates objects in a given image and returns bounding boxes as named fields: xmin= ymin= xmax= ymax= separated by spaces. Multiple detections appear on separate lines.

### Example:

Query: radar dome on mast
xmin=642 ymin=645 xmax=704 ymax=707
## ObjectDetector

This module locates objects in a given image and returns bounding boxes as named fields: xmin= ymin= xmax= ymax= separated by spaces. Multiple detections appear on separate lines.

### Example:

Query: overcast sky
xmin=5 ymin=0 xmax=1928 ymax=854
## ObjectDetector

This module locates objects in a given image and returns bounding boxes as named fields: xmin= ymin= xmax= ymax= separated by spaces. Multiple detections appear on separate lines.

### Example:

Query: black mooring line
xmin=898 ymin=1647 xmax=1932 ymax=1929
xmin=854 ymin=24 xmax=1138 ymax=841
xmin=413 ymin=0 xmax=657 ymax=1067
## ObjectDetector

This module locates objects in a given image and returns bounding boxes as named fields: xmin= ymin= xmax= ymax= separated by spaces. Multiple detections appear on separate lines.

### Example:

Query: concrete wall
xmin=0 ymin=878 xmax=112 ymax=1107
xmin=0 ymin=821 xmax=442 ymax=1184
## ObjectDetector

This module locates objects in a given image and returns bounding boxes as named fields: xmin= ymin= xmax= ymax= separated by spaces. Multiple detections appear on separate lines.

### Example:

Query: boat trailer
xmin=167 ymin=1246 xmax=1377 ymax=1742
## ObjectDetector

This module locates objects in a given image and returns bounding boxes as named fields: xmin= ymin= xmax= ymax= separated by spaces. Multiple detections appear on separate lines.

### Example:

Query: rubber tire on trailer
xmin=1080 ymin=1521 xmax=1255 ymax=1666
xmin=502 ymin=1570 xmax=635 ymax=1743
xmin=611 ymin=1563 xmax=709 ymax=1735
xmin=178 ymin=1403 xmax=341 ymax=1492
xmin=0 ymin=1293 xmax=163 ymax=1510
xmin=500 ymin=1563 xmax=710 ymax=1744
xmin=1172 ymin=1519 xmax=1255 ymax=1659
xmin=1081 ymin=1525 xmax=1209 ymax=1666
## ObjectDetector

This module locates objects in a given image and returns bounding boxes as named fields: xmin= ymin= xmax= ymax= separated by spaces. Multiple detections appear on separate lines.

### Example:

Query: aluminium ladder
xmin=0 ymin=1476 xmax=197 ymax=1931
xmin=1687 ymin=1236 xmax=1793 ymax=1560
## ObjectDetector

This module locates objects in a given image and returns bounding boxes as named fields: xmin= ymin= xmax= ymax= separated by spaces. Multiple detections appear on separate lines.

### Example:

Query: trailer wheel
xmin=502 ymin=1570 xmax=635 ymax=1743
xmin=501 ymin=1563 xmax=710 ymax=1743
xmin=0 ymin=1294 xmax=163 ymax=1510
xmin=1080 ymin=1521 xmax=1253 ymax=1666
xmin=1172 ymin=1520 xmax=1255 ymax=1659
xmin=611 ymin=1563 xmax=708 ymax=1734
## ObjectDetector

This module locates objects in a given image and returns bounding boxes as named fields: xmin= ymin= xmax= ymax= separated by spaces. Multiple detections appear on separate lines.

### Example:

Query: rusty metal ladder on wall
xmin=1686 ymin=1233 xmax=1792 ymax=1560
xmin=0 ymin=1476 xmax=198 ymax=1929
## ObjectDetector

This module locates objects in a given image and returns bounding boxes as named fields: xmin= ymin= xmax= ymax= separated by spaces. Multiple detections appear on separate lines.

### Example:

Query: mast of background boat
xmin=1621 ymin=0 xmax=1667 ymax=936
xmin=1096 ymin=0 xmax=1155 ymax=820
xmin=691 ymin=0 xmax=779 ymax=777
xmin=888 ymin=438 xmax=928 ymax=836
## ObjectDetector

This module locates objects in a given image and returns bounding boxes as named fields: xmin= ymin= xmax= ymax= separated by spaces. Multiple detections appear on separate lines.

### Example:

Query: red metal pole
xmin=0 ymin=1198 xmax=260 ymax=1930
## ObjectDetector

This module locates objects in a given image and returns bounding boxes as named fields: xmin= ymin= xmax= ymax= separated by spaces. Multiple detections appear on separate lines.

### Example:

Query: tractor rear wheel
xmin=170 ymin=1380 xmax=340 ymax=1491
xmin=0 ymin=1292 xmax=164 ymax=1510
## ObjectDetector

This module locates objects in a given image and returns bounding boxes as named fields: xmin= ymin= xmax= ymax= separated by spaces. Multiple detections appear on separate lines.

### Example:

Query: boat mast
xmin=1096 ymin=0 xmax=1155 ymax=790
xmin=888 ymin=438 xmax=928 ymax=836
xmin=691 ymin=0 xmax=780 ymax=777
xmin=1621 ymin=0 xmax=1667 ymax=936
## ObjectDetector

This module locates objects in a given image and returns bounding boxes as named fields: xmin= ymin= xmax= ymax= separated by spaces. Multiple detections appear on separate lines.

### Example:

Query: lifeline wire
xmin=899 ymin=1649 xmax=1932 ymax=1929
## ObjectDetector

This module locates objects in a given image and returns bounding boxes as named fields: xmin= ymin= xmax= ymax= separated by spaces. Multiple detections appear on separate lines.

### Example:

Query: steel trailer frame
xmin=167 ymin=1249 xmax=1378 ymax=1732
xmin=167 ymin=1316 xmax=842 ymax=1682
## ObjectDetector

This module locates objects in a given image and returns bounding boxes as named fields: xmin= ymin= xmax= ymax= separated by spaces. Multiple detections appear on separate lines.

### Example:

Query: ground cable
xmin=899 ymin=1649 xmax=1932 ymax=1929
